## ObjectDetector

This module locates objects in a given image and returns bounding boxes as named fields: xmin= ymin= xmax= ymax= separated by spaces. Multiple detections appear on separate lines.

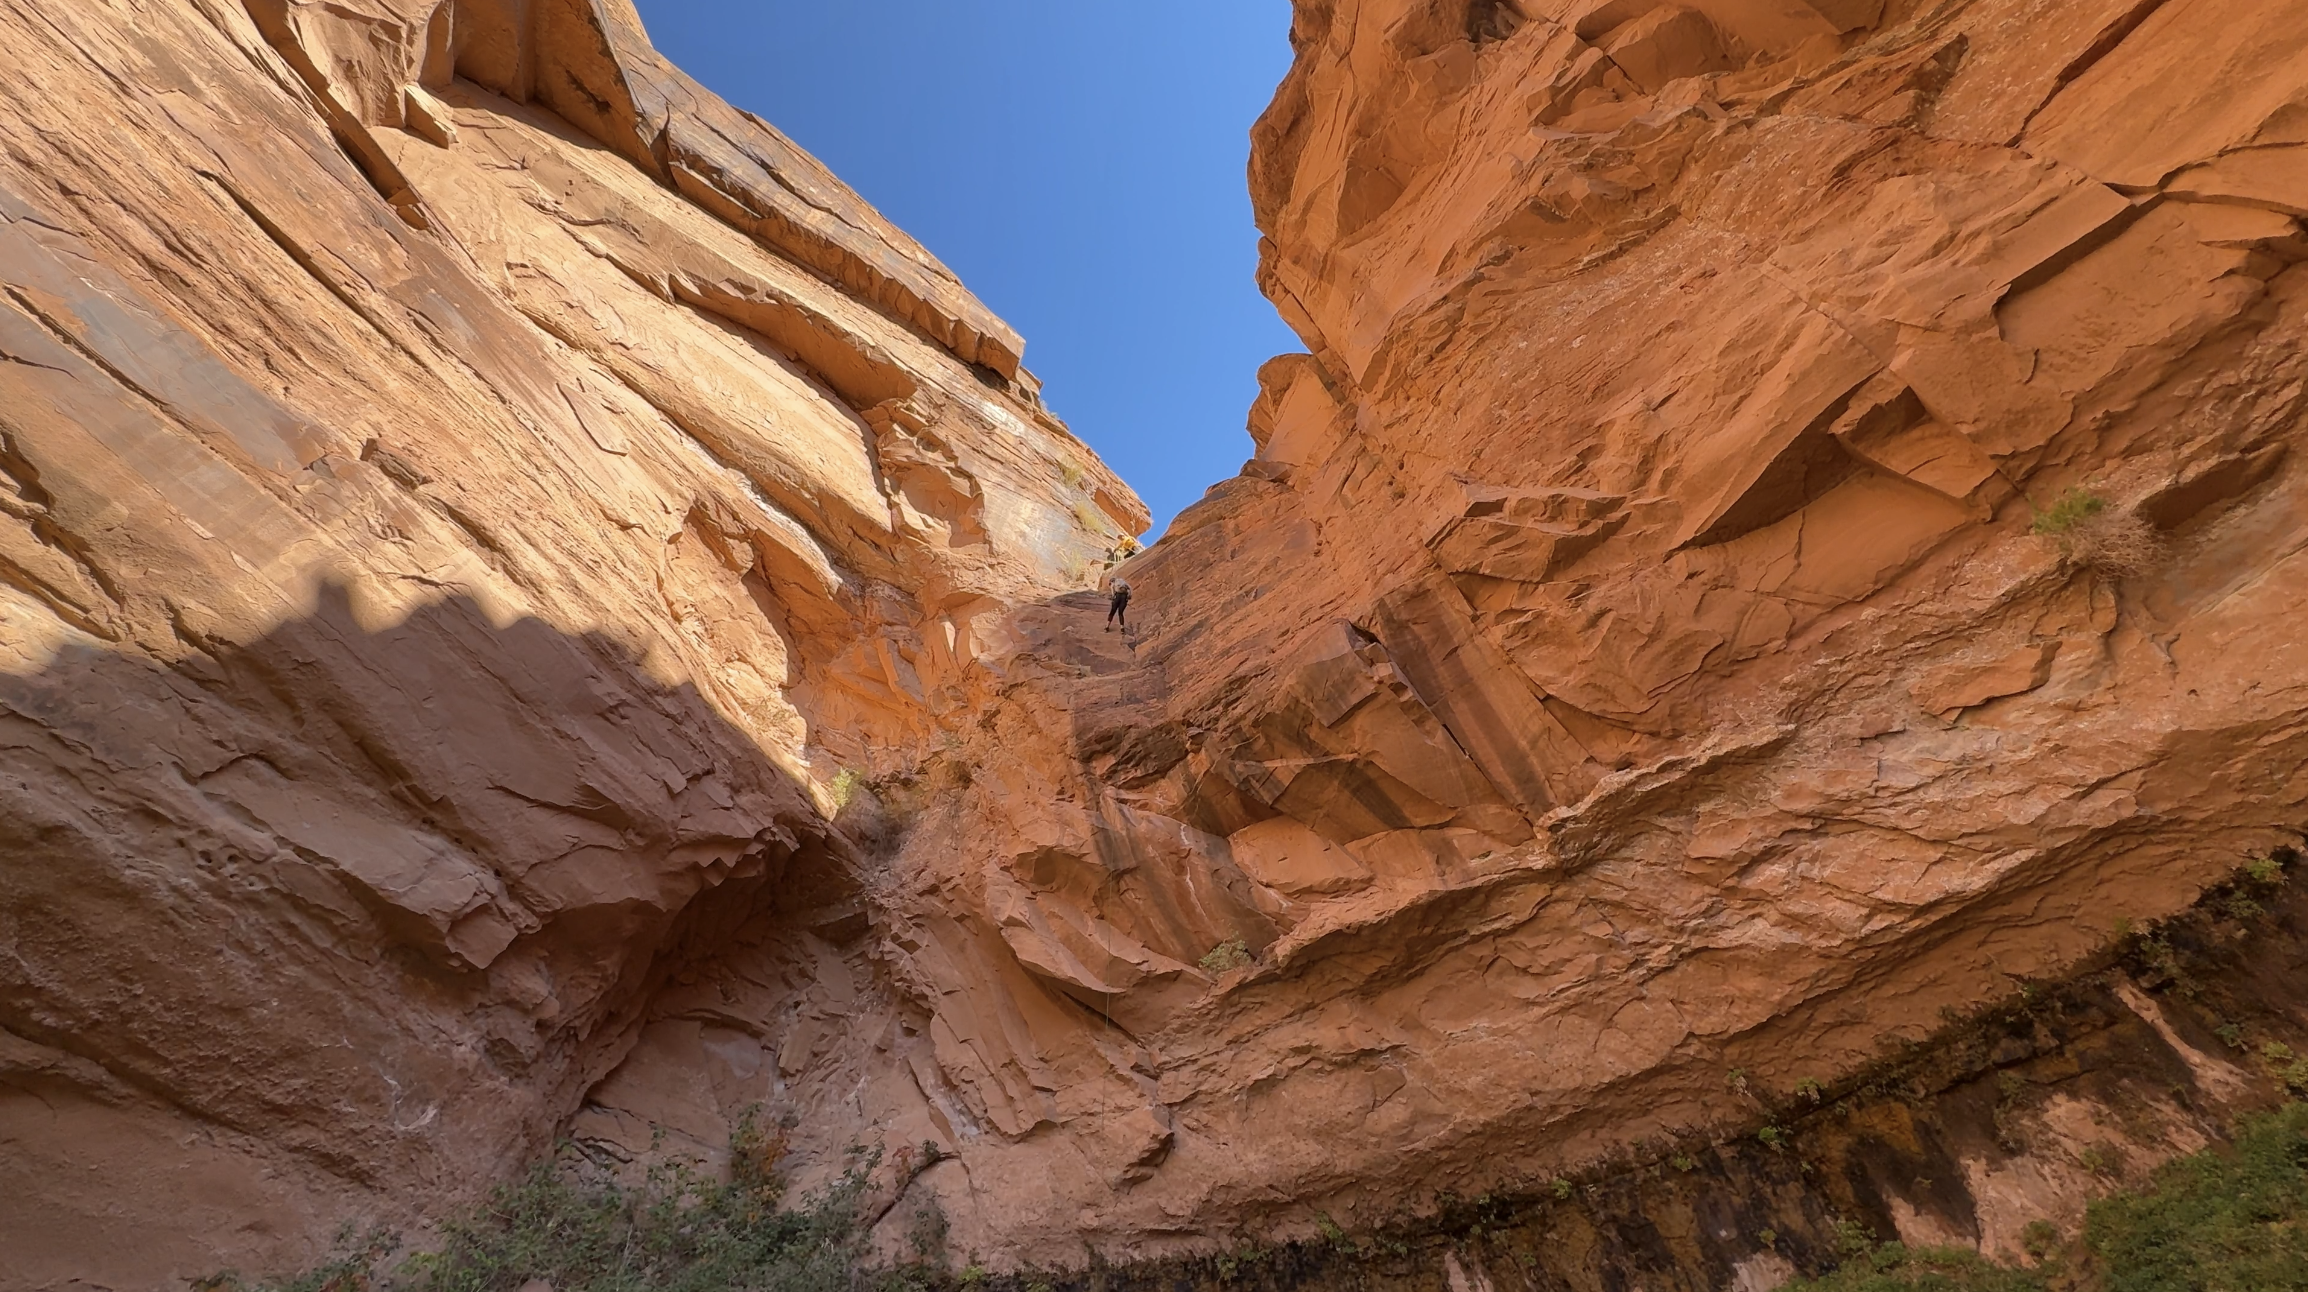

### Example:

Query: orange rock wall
xmin=768 ymin=0 xmax=2308 ymax=1267
xmin=0 ymin=1 xmax=1136 ymax=1284
xmin=6 ymin=0 xmax=2308 ymax=1285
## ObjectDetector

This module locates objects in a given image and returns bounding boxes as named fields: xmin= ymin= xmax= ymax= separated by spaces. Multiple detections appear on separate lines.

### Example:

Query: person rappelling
xmin=1105 ymin=577 xmax=1132 ymax=633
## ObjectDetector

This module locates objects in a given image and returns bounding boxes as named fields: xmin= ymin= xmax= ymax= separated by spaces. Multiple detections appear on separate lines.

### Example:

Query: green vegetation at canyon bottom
xmin=223 ymin=1101 xmax=2308 ymax=1292
xmin=1792 ymin=1100 xmax=2308 ymax=1291
xmin=208 ymin=1135 xmax=941 ymax=1292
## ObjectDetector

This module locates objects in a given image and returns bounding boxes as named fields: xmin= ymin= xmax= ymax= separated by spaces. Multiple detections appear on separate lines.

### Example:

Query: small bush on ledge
xmin=2031 ymin=488 xmax=2164 ymax=578
xmin=2032 ymin=488 xmax=2109 ymax=536
xmin=1199 ymin=938 xmax=1253 ymax=974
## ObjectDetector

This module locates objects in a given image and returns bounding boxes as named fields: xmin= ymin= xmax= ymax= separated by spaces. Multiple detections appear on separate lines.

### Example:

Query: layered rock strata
xmin=1061 ymin=863 xmax=2308 ymax=1292
xmin=6 ymin=0 xmax=2308 ymax=1286
xmin=744 ymin=0 xmax=2308 ymax=1267
xmin=0 ymin=1 xmax=1136 ymax=1285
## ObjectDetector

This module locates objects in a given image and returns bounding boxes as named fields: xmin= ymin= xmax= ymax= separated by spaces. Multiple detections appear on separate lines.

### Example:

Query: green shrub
xmin=409 ymin=1157 xmax=878 ymax=1292
xmin=2032 ymin=488 xmax=2108 ymax=535
xmin=1199 ymin=938 xmax=1253 ymax=974
xmin=1834 ymin=1219 xmax=1877 ymax=1260
xmin=2020 ymin=1220 xmax=2061 ymax=1261
xmin=223 ymin=1147 xmax=896 ymax=1292
xmin=2030 ymin=488 xmax=2163 ymax=576
xmin=2087 ymin=1101 xmax=2308 ymax=1291
xmin=830 ymin=769 xmax=866 ymax=812
xmin=1795 ymin=1103 xmax=2308 ymax=1291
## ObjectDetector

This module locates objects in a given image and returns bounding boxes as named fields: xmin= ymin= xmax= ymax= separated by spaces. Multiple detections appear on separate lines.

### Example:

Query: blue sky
xmin=632 ymin=1 xmax=1303 ymax=536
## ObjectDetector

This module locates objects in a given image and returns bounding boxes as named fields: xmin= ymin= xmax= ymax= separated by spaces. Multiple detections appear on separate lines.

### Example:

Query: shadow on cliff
xmin=0 ymin=580 xmax=858 ymax=1286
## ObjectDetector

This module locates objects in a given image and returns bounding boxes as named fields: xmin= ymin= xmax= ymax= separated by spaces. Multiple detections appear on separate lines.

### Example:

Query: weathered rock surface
xmin=772 ymin=0 xmax=2308 ymax=1270
xmin=0 ymin=1 xmax=1135 ymax=1285
xmin=7 ymin=0 xmax=2308 ymax=1287
xmin=1052 ymin=865 xmax=2308 ymax=1292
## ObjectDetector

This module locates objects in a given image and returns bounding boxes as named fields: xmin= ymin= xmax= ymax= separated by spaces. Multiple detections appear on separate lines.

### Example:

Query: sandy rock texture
xmin=0 ymin=1 xmax=1136 ymax=1285
xmin=698 ymin=0 xmax=2308 ymax=1269
xmin=7 ymin=0 xmax=2308 ymax=1285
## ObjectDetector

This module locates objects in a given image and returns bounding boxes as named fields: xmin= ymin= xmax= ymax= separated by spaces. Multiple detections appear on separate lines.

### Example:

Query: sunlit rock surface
xmin=842 ymin=0 xmax=2308 ymax=1267
xmin=5 ymin=0 xmax=2308 ymax=1285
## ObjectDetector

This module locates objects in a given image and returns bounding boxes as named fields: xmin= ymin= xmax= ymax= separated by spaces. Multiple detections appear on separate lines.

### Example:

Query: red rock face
xmin=813 ymin=0 xmax=2308 ymax=1267
xmin=0 ymin=1 xmax=1134 ymax=1284
xmin=3 ymin=0 xmax=2307 ymax=1285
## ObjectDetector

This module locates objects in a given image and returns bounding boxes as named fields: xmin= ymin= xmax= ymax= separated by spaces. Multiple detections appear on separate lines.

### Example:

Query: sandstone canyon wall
xmin=6 ymin=0 xmax=2308 ymax=1288
xmin=0 ymin=1 xmax=1139 ymax=1284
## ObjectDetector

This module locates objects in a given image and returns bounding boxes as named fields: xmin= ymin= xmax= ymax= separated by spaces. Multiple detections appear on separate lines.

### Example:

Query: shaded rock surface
xmin=6 ymin=0 xmax=2308 ymax=1287
xmin=0 ymin=1 xmax=1134 ymax=1285
xmin=1032 ymin=862 xmax=2308 ymax=1292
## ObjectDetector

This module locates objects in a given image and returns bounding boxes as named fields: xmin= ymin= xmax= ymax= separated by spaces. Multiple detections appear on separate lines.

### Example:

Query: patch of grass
xmin=2032 ymin=488 xmax=2108 ymax=535
xmin=2086 ymin=1101 xmax=2308 ymax=1291
xmin=1072 ymin=499 xmax=1113 ymax=537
